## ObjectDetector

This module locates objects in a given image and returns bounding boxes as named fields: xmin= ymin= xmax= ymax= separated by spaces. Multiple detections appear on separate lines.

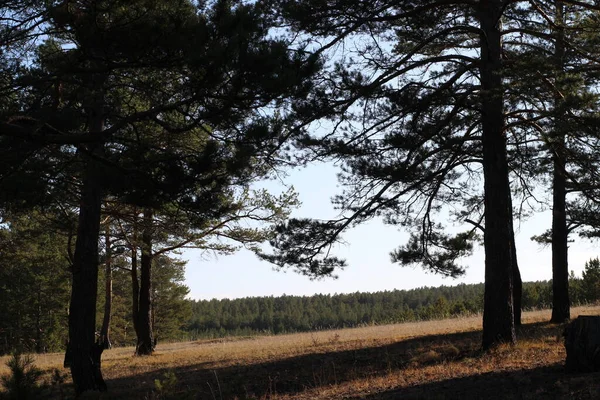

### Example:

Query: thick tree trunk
xmin=479 ymin=2 xmax=516 ymax=350
xmin=100 ymin=223 xmax=113 ymax=349
xmin=66 ymin=70 xmax=107 ymax=394
xmin=67 ymin=155 xmax=106 ymax=394
xmin=551 ymin=0 xmax=570 ymax=324
xmin=135 ymin=208 xmax=154 ymax=356
xmin=564 ymin=316 xmax=600 ymax=372
xmin=551 ymin=139 xmax=570 ymax=322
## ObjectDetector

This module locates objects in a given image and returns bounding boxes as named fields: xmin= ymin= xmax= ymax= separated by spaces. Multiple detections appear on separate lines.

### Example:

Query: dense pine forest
xmin=187 ymin=262 xmax=600 ymax=338
xmin=4 ymin=255 xmax=600 ymax=355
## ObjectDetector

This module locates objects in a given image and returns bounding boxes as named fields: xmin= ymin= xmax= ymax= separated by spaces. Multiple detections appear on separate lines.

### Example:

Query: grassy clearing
xmin=2 ymin=306 xmax=600 ymax=399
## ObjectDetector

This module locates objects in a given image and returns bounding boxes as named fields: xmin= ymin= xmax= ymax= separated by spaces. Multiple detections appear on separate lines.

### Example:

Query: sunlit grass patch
xmin=1 ymin=305 xmax=600 ymax=399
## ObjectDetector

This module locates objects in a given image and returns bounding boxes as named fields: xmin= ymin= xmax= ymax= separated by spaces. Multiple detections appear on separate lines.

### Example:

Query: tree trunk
xmin=67 ymin=155 xmax=106 ymax=394
xmin=551 ymin=0 xmax=570 ymax=324
xmin=479 ymin=2 xmax=516 ymax=350
xmin=66 ymin=70 xmax=107 ymax=394
xmin=131 ymin=244 xmax=140 ymax=339
xmin=36 ymin=288 xmax=42 ymax=353
xmin=100 ymin=223 xmax=112 ymax=349
xmin=551 ymin=137 xmax=570 ymax=322
xmin=152 ymin=295 xmax=157 ymax=347
xmin=510 ymin=197 xmax=522 ymax=327
xmin=135 ymin=208 xmax=154 ymax=356
xmin=564 ymin=316 xmax=600 ymax=372
xmin=513 ymin=252 xmax=522 ymax=327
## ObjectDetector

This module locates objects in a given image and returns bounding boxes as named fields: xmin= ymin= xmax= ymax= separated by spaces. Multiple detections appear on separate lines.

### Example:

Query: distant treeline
xmin=185 ymin=274 xmax=593 ymax=338
xmin=3 ymin=253 xmax=599 ymax=355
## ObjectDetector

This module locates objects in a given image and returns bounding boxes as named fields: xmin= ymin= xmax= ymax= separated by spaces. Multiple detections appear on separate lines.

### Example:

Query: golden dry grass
xmin=2 ymin=305 xmax=600 ymax=399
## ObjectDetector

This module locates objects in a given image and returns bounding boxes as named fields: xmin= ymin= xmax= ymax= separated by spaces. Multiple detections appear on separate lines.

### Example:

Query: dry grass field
xmin=3 ymin=306 xmax=600 ymax=399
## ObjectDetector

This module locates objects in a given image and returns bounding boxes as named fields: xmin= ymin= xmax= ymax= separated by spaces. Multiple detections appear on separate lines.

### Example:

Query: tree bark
xmin=513 ymin=256 xmax=523 ymax=326
xmin=551 ymin=136 xmax=570 ymax=322
xmin=509 ymin=195 xmax=522 ymax=327
xmin=67 ymin=154 xmax=106 ymax=393
xmin=131 ymin=243 xmax=140 ymax=339
xmin=66 ymin=70 xmax=107 ymax=394
xmin=135 ymin=208 xmax=154 ymax=356
xmin=479 ymin=2 xmax=517 ymax=350
xmin=564 ymin=316 xmax=600 ymax=372
xmin=100 ymin=223 xmax=113 ymax=349
xmin=551 ymin=0 xmax=570 ymax=324
xmin=513 ymin=233 xmax=522 ymax=327
xmin=152 ymin=295 xmax=157 ymax=347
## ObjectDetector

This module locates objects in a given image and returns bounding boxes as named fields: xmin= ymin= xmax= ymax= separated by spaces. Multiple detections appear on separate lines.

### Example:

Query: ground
xmin=2 ymin=306 xmax=600 ymax=399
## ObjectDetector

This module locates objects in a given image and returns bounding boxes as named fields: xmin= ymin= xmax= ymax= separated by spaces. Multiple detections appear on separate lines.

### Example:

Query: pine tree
xmin=258 ymin=0 xmax=600 ymax=349
xmin=1 ymin=0 xmax=319 ymax=392
xmin=151 ymin=256 xmax=192 ymax=343
xmin=582 ymin=258 xmax=600 ymax=303
xmin=260 ymin=0 xmax=518 ymax=348
xmin=519 ymin=3 xmax=600 ymax=323
xmin=0 ymin=210 xmax=71 ymax=354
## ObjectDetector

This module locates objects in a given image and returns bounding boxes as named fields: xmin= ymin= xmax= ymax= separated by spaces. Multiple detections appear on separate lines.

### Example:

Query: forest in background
xmin=4 ymin=237 xmax=600 ymax=355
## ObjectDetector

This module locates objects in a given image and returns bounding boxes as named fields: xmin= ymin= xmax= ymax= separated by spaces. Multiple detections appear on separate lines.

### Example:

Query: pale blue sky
xmin=181 ymin=14 xmax=600 ymax=301
xmin=183 ymin=163 xmax=600 ymax=300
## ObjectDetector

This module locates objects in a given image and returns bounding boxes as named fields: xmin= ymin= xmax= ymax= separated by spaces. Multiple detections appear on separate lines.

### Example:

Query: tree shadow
xmin=345 ymin=365 xmax=600 ymax=400
xmin=102 ymin=321 xmax=571 ymax=399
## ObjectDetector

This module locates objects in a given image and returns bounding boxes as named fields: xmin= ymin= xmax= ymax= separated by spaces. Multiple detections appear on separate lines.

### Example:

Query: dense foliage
xmin=0 ymin=211 xmax=71 ymax=355
xmin=0 ymin=211 xmax=193 ymax=355
xmin=185 ymin=276 xmax=595 ymax=338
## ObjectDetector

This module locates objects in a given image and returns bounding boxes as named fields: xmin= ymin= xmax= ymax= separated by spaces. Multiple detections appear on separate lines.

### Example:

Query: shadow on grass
xmin=101 ymin=321 xmax=575 ymax=399
xmin=346 ymin=365 xmax=600 ymax=400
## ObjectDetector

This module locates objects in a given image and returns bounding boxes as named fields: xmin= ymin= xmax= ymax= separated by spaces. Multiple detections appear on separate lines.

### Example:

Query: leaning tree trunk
xmin=479 ymin=2 xmax=517 ymax=350
xmin=135 ymin=208 xmax=154 ymax=356
xmin=551 ymin=0 xmax=570 ymax=324
xmin=99 ymin=223 xmax=113 ymax=349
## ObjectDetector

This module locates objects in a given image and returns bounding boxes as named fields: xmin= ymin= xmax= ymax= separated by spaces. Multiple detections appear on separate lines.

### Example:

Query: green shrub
xmin=1 ymin=353 xmax=43 ymax=400
xmin=154 ymin=370 xmax=178 ymax=395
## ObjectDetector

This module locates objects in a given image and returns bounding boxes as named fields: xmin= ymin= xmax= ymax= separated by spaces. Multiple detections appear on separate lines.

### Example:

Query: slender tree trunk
xmin=513 ymin=248 xmax=522 ymax=327
xmin=100 ymin=223 xmax=113 ymax=349
xmin=151 ymin=295 xmax=157 ymax=347
xmin=66 ymin=71 xmax=107 ymax=394
xmin=509 ymin=196 xmax=522 ymax=327
xmin=551 ymin=0 xmax=570 ymax=324
xmin=36 ymin=289 xmax=42 ymax=353
xmin=479 ymin=2 xmax=517 ymax=350
xmin=135 ymin=208 xmax=154 ymax=355
xmin=131 ymin=243 xmax=140 ymax=339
